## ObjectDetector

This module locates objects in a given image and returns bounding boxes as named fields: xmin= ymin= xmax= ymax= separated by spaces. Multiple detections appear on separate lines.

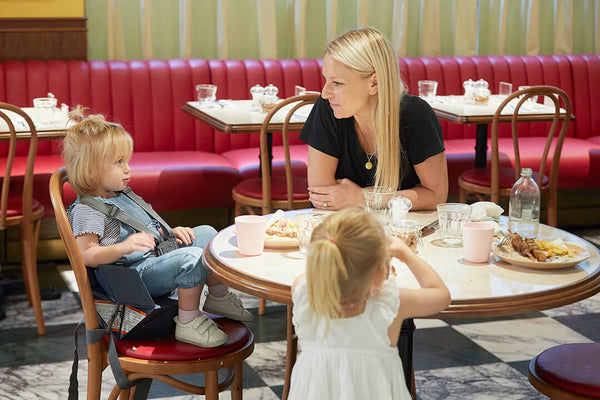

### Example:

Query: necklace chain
xmin=365 ymin=152 xmax=374 ymax=170
xmin=355 ymin=121 xmax=375 ymax=170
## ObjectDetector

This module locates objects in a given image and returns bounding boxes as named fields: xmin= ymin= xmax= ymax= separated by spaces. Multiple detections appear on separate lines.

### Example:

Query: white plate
xmin=492 ymin=241 xmax=590 ymax=269
xmin=264 ymin=235 xmax=299 ymax=250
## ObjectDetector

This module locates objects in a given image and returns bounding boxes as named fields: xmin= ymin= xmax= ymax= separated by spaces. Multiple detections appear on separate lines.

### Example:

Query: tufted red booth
xmin=1 ymin=55 xmax=599 ymax=222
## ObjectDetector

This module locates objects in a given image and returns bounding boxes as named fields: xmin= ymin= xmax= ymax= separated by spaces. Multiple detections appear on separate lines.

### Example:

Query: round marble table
xmin=203 ymin=209 xmax=600 ymax=399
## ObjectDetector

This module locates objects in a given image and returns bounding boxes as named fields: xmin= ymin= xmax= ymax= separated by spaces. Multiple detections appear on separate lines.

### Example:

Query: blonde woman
xmin=300 ymin=26 xmax=448 ymax=210
xmin=288 ymin=209 xmax=450 ymax=399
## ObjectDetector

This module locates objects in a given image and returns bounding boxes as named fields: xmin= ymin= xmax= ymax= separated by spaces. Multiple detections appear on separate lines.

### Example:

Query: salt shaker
xmin=250 ymin=85 xmax=264 ymax=112
xmin=474 ymin=79 xmax=490 ymax=104
xmin=261 ymin=84 xmax=279 ymax=112
xmin=463 ymin=79 xmax=476 ymax=104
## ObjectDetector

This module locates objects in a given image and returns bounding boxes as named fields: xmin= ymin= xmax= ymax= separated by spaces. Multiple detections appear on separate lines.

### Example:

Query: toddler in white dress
xmin=289 ymin=208 xmax=451 ymax=399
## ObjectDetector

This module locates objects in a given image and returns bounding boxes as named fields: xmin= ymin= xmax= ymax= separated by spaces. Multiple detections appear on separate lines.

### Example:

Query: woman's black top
xmin=299 ymin=94 xmax=444 ymax=189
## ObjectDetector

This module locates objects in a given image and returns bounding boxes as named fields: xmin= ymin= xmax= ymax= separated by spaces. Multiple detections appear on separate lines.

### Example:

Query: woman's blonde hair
xmin=306 ymin=208 xmax=389 ymax=322
xmin=62 ymin=107 xmax=133 ymax=196
xmin=326 ymin=26 xmax=405 ymax=189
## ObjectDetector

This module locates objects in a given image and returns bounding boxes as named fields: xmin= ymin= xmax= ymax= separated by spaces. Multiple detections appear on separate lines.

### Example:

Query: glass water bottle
xmin=508 ymin=168 xmax=540 ymax=238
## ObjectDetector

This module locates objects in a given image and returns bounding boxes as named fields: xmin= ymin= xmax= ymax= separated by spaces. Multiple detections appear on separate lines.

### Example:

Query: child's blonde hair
xmin=326 ymin=26 xmax=404 ymax=190
xmin=62 ymin=107 xmax=133 ymax=196
xmin=306 ymin=208 xmax=389 ymax=322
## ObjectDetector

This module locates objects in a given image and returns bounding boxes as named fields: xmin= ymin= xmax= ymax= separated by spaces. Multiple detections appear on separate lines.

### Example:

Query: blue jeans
xmin=133 ymin=225 xmax=217 ymax=297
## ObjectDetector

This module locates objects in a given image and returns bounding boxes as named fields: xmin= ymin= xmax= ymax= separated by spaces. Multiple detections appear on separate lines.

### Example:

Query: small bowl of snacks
xmin=391 ymin=219 xmax=423 ymax=253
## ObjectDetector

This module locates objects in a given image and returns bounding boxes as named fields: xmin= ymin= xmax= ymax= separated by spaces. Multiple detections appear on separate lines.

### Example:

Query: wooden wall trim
xmin=0 ymin=18 xmax=87 ymax=61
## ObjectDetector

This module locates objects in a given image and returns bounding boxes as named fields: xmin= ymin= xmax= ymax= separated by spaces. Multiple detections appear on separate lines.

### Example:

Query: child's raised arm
xmin=390 ymin=236 xmax=451 ymax=320
xmin=76 ymin=232 xmax=156 ymax=267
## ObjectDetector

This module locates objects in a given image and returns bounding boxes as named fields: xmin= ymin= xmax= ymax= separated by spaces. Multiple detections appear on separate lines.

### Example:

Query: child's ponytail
xmin=306 ymin=239 xmax=347 ymax=321
xmin=304 ymin=208 xmax=389 ymax=324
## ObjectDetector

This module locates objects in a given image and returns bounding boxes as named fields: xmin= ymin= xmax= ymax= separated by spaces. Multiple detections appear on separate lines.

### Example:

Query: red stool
xmin=528 ymin=343 xmax=600 ymax=399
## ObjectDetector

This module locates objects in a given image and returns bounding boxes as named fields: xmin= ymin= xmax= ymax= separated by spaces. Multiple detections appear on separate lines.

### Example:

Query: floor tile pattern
xmin=0 ymin=227 xmax=598 ymax=399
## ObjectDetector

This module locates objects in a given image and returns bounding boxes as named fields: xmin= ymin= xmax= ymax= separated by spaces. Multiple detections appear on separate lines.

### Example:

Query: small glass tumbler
xmin=33 ymin=97 xmax=57 ymax=124
xmin=196 ymin=84 xmax=217 ymax=108
xmin=418 ymin=80 xmax=438 ymax=100
xmin=296 ymin=212 xmax=324 ymax=255
xmin=436 ymin=203 xmax=472 ymax=247
xmin=363 ymin=186 xmax=397 ymax=229
xmin=498 ymin=81 xmax=513 ymax=97
xmin=391 ymin=219 xmax=423 ymax=253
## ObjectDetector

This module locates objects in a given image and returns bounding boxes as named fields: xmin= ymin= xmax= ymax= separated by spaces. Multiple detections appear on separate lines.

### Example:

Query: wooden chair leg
xmin=547 ymin=191 xmax=558 ymax=227
xmin=20 ymin=220 xmax=45 ymax=335
xmin=282 ymin=305 xmax=297 ymax=400
xmin=87 ymin=343 xmax=105 ymax=400
xmin=231 ymin=361 xmax=243 ymax=400
xmin=205 ymin=369 xmax=219 ymax=400
xmin=259 ymin=298 xmax=266 ymax=315
xmin=459 ymin=187 xmax=467 ymax=203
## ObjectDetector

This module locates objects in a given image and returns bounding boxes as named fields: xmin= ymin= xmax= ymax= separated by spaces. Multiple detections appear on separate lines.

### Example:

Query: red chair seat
xmin=115 ymin=316 xmax=251 ymax=361
xmin=234 ymin=177 xmax=309 ymax=201
xmin=6 ymin=195 xmax=43 ymax=218
xmin=460 ymin=167 xmax=549 ymax=189
xmin=534 ymin=343 xmax=600 ymax=397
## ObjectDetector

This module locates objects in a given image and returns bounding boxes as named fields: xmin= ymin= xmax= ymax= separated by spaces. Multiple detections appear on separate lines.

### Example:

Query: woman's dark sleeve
xmin=298 ymin=96 xmax=341 ymax=158
xmin=401 ymin=95 xmax=445 ymax=165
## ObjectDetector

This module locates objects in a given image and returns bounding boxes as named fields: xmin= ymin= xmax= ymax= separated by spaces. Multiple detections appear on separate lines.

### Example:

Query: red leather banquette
xmin=1 ymin=55 xmax=599 ymax=223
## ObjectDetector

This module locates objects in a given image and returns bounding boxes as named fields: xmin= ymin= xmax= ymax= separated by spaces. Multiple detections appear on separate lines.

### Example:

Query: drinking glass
xmin=418 ymin=80 xmax=438 ymax=100
xmin=518 ymin=86 xmax=538 ymax=105
xmin=436 ymin=203 xmax=472 ymax=247
xmin=391 ymin=219 xmax=423 ymax=253
xmin=33 ymin=97 xmax=57 ymax=124
xmin=498 ymin=82 xmax=513 ymax=97
xmin=363 ymin=186 xmax=396 ymax=228
xmin=196 ymin=84 xmax=217 ymax=108
xmin=296 ymin=212 xmax=324 ymax=255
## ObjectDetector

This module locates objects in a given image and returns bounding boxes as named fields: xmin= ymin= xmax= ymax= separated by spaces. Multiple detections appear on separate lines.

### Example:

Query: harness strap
xmin=79 ymin=195 xmax=161 ymax=241
xmin=68 ymin=313 xmax=153 ymax=399
xmin=121 ymin=187 xmax=176 ymax=240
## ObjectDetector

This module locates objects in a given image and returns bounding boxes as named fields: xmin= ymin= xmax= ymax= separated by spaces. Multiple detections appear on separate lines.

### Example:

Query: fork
xmin=497 ymin=231 xmax=511 ymax=246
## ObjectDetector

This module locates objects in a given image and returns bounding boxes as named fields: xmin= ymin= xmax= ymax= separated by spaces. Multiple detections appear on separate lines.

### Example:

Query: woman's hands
xmin=172 ymin=226 xmax=195 ymax=245
xmin=308 ymin=178 xmax=365 ymax=210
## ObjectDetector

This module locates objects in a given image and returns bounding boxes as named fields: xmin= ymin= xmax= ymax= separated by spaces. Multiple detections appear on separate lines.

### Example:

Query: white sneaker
xmin=174 ymin=314 xmax=228 ymax=347
xmin=203 ymin=292 xmax=254 ymax=322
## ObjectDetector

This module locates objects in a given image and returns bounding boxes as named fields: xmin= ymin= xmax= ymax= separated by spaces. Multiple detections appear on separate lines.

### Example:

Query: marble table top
xmin=204 ymin=209 xmax=600 ymax=318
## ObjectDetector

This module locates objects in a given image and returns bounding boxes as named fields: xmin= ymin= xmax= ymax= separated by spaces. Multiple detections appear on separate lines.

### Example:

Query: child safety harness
xmin=68 ymin=188 xmax=180 ymax=400
xmin=79 ymin=186 xmax=179 ymax=256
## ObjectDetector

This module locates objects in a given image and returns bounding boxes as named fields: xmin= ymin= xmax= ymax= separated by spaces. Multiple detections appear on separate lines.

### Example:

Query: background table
xmin=182 ymin=100 xmax=311 ymax=133
xmin=0 ymin=106 xmax=71 ymax=140
xmin=427 ymin=95 xmax=571 ymax=168
xmin=203 ymin=209 xmax=600 ymax=399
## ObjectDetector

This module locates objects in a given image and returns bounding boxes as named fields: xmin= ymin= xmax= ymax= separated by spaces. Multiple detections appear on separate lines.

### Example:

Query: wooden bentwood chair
xmin=50 ymin=167 xmax=254 ymax=400
xmin=0 ymin=103 xmax=46 ymax=335
xmin=458 ymin=86 xmax=572 ymax=227
xmin=232 ymin=93 xmax=318 ymax=315
xmin=232 ymin=93 xmax=319 ymax=216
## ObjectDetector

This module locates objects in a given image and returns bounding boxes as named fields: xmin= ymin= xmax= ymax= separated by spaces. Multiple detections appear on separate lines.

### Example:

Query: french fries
xmin=534 ymin=240 xmax=576 ymax=258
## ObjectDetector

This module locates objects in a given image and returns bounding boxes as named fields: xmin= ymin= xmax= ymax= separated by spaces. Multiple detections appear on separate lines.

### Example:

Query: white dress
xmin=288 ymin=279 xmax=411 ymax=400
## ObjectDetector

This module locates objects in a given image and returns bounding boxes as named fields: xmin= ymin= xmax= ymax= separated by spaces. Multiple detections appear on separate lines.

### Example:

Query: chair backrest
xmin=490 ymin=86 xmax=572 ymax=198
xmin=0 ymin=103 xmax=39 ymax=229
xmin=49 ymin=167 xmax=107 ymax=400
xmin=258 ymin=93 xmax=320 ymax=212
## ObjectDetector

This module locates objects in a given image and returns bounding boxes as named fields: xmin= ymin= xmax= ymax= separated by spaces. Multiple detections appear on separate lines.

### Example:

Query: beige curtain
xmin=87 ymin=0 xmax=600 ymax=61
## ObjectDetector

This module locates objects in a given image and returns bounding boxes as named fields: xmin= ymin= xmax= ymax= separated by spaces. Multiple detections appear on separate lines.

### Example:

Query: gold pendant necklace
xmin=365 ymin=153 xmax=374 ymax=170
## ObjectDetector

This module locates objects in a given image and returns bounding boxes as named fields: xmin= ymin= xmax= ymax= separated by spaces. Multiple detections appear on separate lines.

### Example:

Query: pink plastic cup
xmin=235 ymin=215 xmax=268 ymax=256
xmin=462 ymin=221 xmax=495 ymax=263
